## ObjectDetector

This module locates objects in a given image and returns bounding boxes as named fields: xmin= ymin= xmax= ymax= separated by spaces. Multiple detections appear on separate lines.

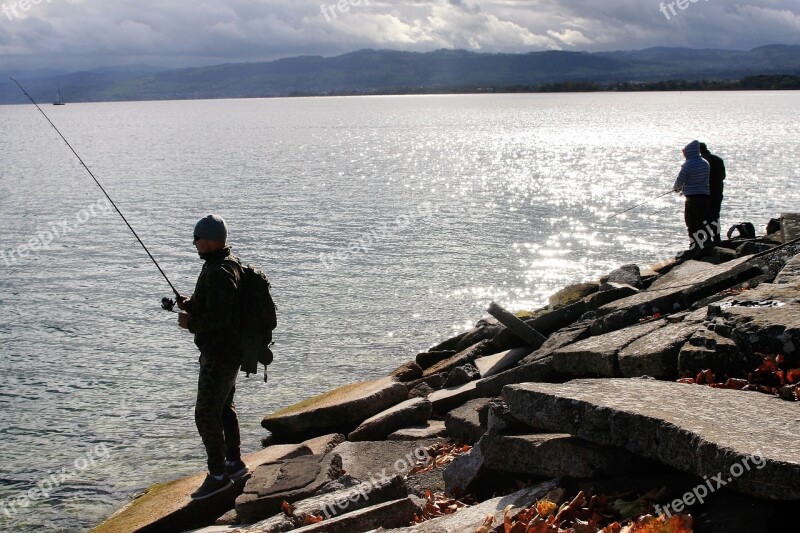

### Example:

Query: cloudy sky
xmin=1 ymin=0 xmax=799 ymax=72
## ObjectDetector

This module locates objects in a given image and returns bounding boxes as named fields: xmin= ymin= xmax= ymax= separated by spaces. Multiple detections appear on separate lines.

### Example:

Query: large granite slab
xmin=348 ymin=398 xmax=432 ymax=442
xmin=90 ymin=444 xmax=311 ymax=533
xmin=480 ymin=433 xmax=650 ymax=478
xmin=240 ymin=475 xmax=408 ymax=532
xmin=618 ymin=319 xmax=705 ymax=379
xmin=235 ymin=454 xmax=344 ymax=523
xmin=504 ymin=379 xmax=800 ymax=500
xmin=551 ymin=319 xmax=667 ymax=377
xmin=262 ymin=377 xmax=408 ymax=439
xmin=595 ymin=256 xmax=764 ymax=333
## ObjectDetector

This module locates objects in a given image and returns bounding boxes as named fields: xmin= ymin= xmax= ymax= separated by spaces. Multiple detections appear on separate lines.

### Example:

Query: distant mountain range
xmin=2 ymin=45 xmax=800 ymax=104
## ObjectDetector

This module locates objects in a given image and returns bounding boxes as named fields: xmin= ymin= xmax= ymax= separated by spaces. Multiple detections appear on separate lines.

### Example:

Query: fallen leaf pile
xmin=408 ymin=442 xmax=472 ymax=475
xmin=412 ymin=490 xmax=471 ymax=523
xmin=474 ymin=488 xmax=693 ymax=533
xmin=678 ymin=353 xmax=800 ymax=401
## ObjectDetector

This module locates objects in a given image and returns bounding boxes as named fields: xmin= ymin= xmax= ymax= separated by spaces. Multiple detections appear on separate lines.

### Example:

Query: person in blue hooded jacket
xmin=673 ymin=140 xmax=711 ymax=254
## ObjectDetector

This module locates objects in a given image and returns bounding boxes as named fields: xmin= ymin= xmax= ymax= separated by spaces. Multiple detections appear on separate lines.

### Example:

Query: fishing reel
xmin=161 ymin=297 xmax=177 ymax=312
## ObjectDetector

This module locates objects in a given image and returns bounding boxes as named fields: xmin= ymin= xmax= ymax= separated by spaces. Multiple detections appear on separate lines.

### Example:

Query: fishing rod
xmin=10 ymin=78 xmax=182 ymax=307
xmin=605 ymin=189 xmax=675 ymax=220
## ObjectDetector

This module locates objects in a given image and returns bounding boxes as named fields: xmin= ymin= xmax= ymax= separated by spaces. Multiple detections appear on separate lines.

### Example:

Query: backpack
xmin=230 ymin=258 xmax=277 ymax=381
xmin=727 ymin=222 xmax=756 ymax=240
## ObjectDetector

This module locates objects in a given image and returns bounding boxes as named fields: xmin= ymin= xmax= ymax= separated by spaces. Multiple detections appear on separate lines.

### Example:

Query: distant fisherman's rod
xmin=605 ymin=189 xmax=674 ymax=220
xmin=10 ymin=77 xmax=181 ymax=300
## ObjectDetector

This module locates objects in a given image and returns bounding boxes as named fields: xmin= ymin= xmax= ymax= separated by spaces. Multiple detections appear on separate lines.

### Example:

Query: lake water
xmin=0 ymin=92 xmax=798 ymax=531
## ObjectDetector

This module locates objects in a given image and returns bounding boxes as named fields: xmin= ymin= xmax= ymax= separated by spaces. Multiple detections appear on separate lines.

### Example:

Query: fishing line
xmin=605 ymin=189 xmax=675 ymax=220
xmin=10 ymin=78 xmax=180 ymax=299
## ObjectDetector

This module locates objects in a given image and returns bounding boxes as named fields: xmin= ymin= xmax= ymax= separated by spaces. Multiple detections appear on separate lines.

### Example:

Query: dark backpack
xmin=727 ymin=222 xmax=756 ymax=240
xmin=230 ymin=259 xmax=277 ymax=380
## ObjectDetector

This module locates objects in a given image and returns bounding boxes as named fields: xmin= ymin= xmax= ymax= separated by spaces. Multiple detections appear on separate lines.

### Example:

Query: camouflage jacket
xmin=186 ymin=246 xmax=241 ymax=351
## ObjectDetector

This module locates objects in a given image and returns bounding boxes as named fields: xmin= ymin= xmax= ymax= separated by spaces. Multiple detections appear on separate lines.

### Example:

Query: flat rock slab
xmin=475 ymin=357 xmax=562 ymax=398
xmin=504 ymin=379 xmax=800 ymax=500
xmin=475 ymin=347 xmax=532 ymax=378
xmin=348 ymin=398 xmax=432 ymax=441
xmin=90 ymin=444 xmax=310 ymax=533
xmin=387 ymin=421 xmax=447 ymax=440
xmin=445 ymin=398 xmax=490 ymax=444
xmin=596 ymin=256 xmax=762 ymax=331
xmin=240 ymin=475 xmax=408 ymax=532
xmin=262 ymin=377 xmax=408 ymax=439
xmin=288 ymin=497 xmax=423 ymax=533
xmin=379 ymin=481 xmax=557 ymax=532
xmin=552 ymin=319 xmax=666 ymax=377
xmin=618 ymin=319 xmax=705 ymax=379
xmin=329 ymin=440 xmax=445 ymax=484
xmin=236 ymin=454 xmax=343 ymax=523
xmin=428 ymin=380 xmax=479 ymax=415
xmin=423 ymin=341 xmax=492 ymax=377
xmin=480 ymin=433 xmax=650 ymax=478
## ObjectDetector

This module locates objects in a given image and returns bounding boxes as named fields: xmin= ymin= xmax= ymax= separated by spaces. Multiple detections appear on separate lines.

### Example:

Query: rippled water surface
xmin=0 ymin=92 xmax=798 ymax=531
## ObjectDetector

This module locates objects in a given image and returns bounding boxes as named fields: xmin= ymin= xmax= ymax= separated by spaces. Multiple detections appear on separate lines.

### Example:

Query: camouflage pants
xmin=195 ymin=352 xmax=241 ymax=476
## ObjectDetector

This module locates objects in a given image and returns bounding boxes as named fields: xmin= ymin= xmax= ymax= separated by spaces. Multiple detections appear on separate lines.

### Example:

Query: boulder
xmin=241 ymin=475 xmax=408 ymax=532
xmin=408 ymin=382 xmax=435 ymax=399
xmin=380 ymin=481 xmax=557 ymax=532
xmin=444 ymin=398 xmax=490 ymax=444
xmin=390 ymin=361 xmax=423 ymax=382
xmin=504 ymin=378 xmax=800 ymax=500
xmin=387 ymin=421 xmax=447 ymax=441
xmin=90 ymin=444 xmax=311 ymax=533
xmin=348 ymin=398 xmax=433 ymax=442
xmin=618 ymin=319 xmax=705 ymax=379
xmin=480 ymin=433 xmax=652 ymax=478
xmin=286 ymin=497 xmax=424 ymax=533
xmin=549 ymin=282 xmax=600 ymax=309
xmin=262 ymin=377 xmax=409 ymax=439
xmin=235 ymin=453 xmax=344 ymax=523
xmin=552 ymin=319 xmax=667 ymax=377
xmin=404 ymin=373 xmax=444 ymax=394
xmin=415 ymin=350 xmax=456 ymax=370
xmin=606 ymin=264 xmax=643 ymax=288
xmin=443 ymin=363 xmax=480 ymax=387
xmin=423 ymin=341 xmax=493 ymax=377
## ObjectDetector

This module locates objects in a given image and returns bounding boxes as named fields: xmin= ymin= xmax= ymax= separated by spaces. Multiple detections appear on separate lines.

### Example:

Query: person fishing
xmin=673 ymin=140 xmax=711 ymax=256
xmin=699 ymin=143 xmax=726 ymax=242
xmin=177 ymin=214 xmax=248 ymax=500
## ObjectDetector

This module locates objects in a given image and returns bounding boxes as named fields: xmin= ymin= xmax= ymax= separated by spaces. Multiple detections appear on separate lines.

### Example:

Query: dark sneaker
xmin=226 ymin=459 xmax=248 ymax=479
xmin=190 ymin=474 xmax=233 ymax=500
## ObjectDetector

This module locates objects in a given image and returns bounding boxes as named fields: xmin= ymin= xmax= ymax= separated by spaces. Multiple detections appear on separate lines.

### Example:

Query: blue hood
xmin=684 ymin=140 xmax=701 ymax=159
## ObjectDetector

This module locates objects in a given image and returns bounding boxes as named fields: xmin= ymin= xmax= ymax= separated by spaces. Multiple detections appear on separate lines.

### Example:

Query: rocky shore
xmin=92 ymin=216 xmax=800 ymax=533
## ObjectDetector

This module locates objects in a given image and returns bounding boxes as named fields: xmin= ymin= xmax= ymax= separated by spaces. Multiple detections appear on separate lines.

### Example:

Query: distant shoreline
xmin=287 ymin=75 xmax=800 ymax=98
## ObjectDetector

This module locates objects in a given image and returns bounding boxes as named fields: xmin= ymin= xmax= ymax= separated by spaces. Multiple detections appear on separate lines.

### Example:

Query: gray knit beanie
xmin=194 ymin=214 xmax=228 ymax=242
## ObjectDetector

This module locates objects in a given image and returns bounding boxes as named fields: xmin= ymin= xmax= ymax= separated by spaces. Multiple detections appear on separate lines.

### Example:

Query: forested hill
xmin=2 ymin=45 xmax=799 ymax=104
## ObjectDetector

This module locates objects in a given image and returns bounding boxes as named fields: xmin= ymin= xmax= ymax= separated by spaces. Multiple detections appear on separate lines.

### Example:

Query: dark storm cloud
xmin=0 ymin=0 xmax=797 ymax=70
